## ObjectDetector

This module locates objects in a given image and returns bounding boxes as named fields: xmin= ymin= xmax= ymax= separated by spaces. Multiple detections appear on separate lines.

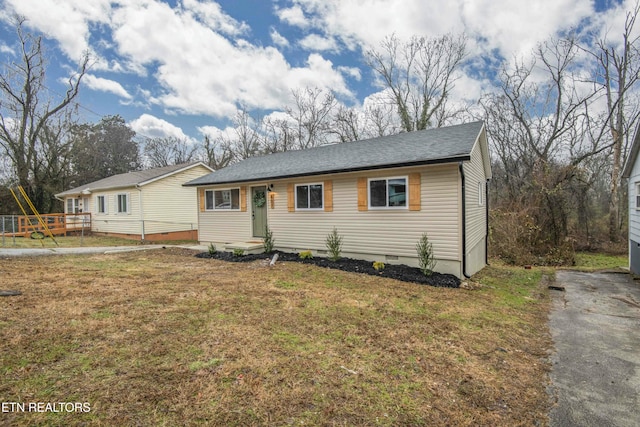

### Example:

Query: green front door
xmin=252 ymin=186 xmax=267 ymax=238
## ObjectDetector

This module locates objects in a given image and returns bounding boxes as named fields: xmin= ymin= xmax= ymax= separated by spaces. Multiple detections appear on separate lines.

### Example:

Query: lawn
xmin=0 ymin=235 xmax=197 ymax=248
xmin=0 ymin=248 xmax=552 ymax=426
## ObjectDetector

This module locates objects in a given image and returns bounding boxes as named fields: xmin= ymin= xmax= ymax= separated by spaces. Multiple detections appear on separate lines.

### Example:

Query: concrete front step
xmin=225 ymin=241 xmax=264 ymax=255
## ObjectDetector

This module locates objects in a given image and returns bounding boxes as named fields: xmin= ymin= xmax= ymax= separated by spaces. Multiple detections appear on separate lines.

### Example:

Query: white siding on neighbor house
xmin=90 ymin=190 xmax=142 ymax=235
xmin=629 ymin=156 xmax=640 ymax=244
xmin=463 ymin=138 xmax=489 ymax=276
xmin=140 ymin=165 xmax=209 ymax=235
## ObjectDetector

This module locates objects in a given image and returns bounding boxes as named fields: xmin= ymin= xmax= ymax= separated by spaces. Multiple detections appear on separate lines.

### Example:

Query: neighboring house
xmin=56 ymin=162 xmax=213 ymax=241
xmin=185 ymin=121 xmax=491 ymax=278
xmin=622 ymin=125 xmax=640 ymax=274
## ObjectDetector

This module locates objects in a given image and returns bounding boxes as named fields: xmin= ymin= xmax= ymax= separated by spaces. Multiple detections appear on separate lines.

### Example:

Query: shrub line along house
xmin=622 ymin=124 xmax=640 ymax=275
xmin=56 ymin=162 xmax=213 ymax=241
xmin=185 ymin=121 xmax=491 ymax=278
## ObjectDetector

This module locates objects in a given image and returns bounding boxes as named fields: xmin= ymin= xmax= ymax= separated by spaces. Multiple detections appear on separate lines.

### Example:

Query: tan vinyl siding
xmin=463 ymin=138 xmax=488 ymax=275
xmin=197 ymin=185 xmax=253 ymax=244
xmin=268 ymin=164 xmax=460 ymax=267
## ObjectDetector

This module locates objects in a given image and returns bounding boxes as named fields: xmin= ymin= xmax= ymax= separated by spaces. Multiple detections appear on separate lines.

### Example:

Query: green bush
xmin=263 ymin=225 xmax=275 ymax=254
xmin=208 ymin=243 xmax=217 ymax=255
xmin=298 ymin=250 xmax=313 ymax=260
xmin=233 ymin=248 xmax=245 ymax=257
xmin=373 ymin=261 xmax=385 ymax=271
xmin=416 ymin=232 xmax=436 ymax=276
xmin=325 ymin=227 xmax=343 ymax=261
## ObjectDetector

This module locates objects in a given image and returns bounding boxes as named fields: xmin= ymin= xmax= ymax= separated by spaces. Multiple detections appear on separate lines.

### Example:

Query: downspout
xmin=459 ymin=162 xmax=470 ymax=279
xmin=136 ymin=185 xmax=145 ymax=241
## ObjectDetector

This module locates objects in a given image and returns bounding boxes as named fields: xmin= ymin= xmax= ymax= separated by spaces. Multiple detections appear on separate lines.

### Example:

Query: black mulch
xmin=195 ymin=251 xmax=460 ymax=288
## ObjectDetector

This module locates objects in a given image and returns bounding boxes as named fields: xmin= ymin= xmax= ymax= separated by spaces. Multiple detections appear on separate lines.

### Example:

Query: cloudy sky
xmin=0 ymin=0 xmax=632 ymax=143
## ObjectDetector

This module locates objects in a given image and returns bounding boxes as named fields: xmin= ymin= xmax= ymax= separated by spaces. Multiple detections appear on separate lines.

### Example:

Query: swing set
xmin=9 ymin=186 xmax=59 ymax=246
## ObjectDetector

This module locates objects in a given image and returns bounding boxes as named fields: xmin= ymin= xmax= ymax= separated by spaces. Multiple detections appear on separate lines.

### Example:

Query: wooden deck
xmin=1 ymin=213 xmax=91 ymax=238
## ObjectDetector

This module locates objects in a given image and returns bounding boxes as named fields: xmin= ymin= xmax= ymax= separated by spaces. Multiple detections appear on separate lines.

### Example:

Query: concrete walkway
xmin=549 ymin=270 xmax=640 ymax=427
xmin=0 ymin=244 xmax=208 ymax=257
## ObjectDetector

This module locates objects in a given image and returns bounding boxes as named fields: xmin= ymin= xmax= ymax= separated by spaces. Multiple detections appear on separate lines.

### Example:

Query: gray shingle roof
xmin=186 ymin=121 xmax=485 ymax=186
xmin=56 ymin=162 xmax=211 ymax=197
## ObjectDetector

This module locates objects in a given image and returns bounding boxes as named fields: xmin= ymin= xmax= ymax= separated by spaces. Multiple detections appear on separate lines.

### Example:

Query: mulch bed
xmin=195 ymin=250 xmax=460 ymax=288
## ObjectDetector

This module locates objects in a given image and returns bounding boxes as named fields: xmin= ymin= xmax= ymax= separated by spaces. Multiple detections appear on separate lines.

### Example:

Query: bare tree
xmin=483 ymin=36 xmax=603 ymax=252
xmin=143 ymin=136 xmax=199 ymax=167
xmin=201 ymin=135 xmax=233 ymax=170
xmin=331 ymin=103 xmax=400 ymax=143
xmin=287 ymin=87 xmax=337 ymax=148
xmin=365 ymin=33 xmax=467 ymax=132
xmin=588 ymin=4 xmax=640 ymax=242
xmin=0 ymin=17 xmax=88 ymax=211
xmin=229 ymin=107 xmax=262 ymax=160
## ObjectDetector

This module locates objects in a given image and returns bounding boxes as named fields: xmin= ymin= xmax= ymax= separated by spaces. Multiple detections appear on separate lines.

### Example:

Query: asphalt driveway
xmin=549 ymin=270 xmax=640 ymax=427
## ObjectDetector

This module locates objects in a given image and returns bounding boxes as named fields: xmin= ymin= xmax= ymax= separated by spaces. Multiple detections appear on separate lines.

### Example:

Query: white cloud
xmin=129 ymin=113 xmax=192 ymax=141
xmin=0 ymin=43 xmax=13 ymax=54
xmin=83 ymin=74 xmax=132 ymax=100
xmin=182 ymin=0 xmax=248 ymax=36
xmin=269 ymin=28 xmax=289 ymax=47
xmin=275 ymin=4 xmax=309 ymax=28
xmin=108 ymin=1 xmax=352 ymax=117
xmin=4 ymin=0 xmax=111 ymax=60
xmin=338 ymin=66 xmax=361 ymax=81
xmin=280 ymin=0 xmax=595 ymax=59
xmin=299 ymin=34 xmax=339 ymax=52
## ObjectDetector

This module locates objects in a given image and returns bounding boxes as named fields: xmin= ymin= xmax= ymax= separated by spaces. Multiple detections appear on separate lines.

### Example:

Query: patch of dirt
xmin=196 ymin=250 xmax=461 ymax=288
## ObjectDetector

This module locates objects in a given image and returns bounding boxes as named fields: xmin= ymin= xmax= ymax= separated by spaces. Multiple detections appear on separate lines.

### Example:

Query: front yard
xmin=0 ymin=248 xmax=551 ymax=426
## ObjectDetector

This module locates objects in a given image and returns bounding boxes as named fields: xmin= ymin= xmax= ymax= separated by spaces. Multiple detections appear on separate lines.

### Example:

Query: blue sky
xmin=0 ymin=0 xmax=632 ymax=144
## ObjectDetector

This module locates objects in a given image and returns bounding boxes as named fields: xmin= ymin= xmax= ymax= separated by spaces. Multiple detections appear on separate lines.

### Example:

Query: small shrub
xmin=263 ymin=225 xmax=275 ymax=254
xmin=416 ymin=232 xmax=436 ymax=276
xmin=373 ymin=261 xmax=385 ymax=271
xmin=233 ymin=248 xmax=245 ymax=257
xmin=325 ymin=227 xmax=343 ymax=261
xmin=208 ymin=243 xmax=217 ymax=255
xmin=298 ymin=250 xmax=313 ymax=260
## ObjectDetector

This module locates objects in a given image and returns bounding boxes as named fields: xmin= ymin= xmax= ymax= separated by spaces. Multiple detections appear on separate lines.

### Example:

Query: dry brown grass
xmin=0 ymin=248 xmax=552 ymax=426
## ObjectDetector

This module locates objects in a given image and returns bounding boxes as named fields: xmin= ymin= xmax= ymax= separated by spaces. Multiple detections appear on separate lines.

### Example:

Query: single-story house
xmin=185 ymin=121 xmax=491 ymax=278
xmin=622 ymin=124 xmax=640 ymax=274
xmin=56 ymin=162 xmax=213 ymax=241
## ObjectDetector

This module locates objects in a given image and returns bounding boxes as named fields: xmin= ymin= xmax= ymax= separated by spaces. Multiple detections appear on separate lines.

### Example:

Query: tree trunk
xmin=608 ymin=129 xmax=622 ymax=242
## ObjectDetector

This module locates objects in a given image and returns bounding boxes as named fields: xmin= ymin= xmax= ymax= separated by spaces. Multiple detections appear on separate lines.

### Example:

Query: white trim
xmin=367 ymin=176 xmax=408 ymax=210
xmin=66 ymin=197 xmax=80 ymax=214
xmin=137 ymin=162 xmax=214 ymax=187
xmin=205 ymin=188 xmax=241 ymax=211
xmin=294 ymin=182 xmax=324 ymax=211
xmin=636 ymin=182 xmax=640 ymax=210
xmin=96 ymin=195 xmax=108 ymax=214
xmin=478 ymin=182 xmax=485 ymax=206
xmin=116 ymin=193 xmax=130 ymax=215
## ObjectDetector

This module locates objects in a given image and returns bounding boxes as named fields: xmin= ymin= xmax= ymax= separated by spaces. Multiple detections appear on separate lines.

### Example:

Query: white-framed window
xmin=368 ymin=177 xmax=407 ymax=209
xmin=478 ymin=182 xmax=485 ymax=206
xmin=96 ymin=195 xmax=108 ymax=214
xmin=117 ymin=193 xmax=130 ymax=214
xmin=636 ymin=182 xmax=640 ymax=209
xmin=66 ymin=198 xmax=79 ymax=214
xmin=295 ymin=183 xmax=323 ymax=210
xmin=206 ymin=188 xmax=240 ymax=210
